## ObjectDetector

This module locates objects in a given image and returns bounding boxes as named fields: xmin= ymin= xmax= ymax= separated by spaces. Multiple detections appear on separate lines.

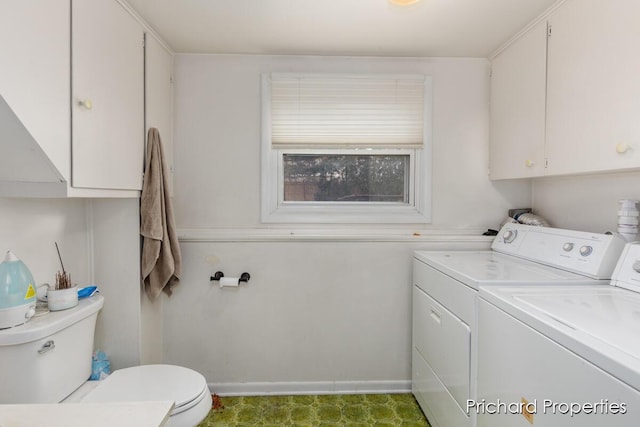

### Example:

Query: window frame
xmin=261 ymin=73 xmax=433 ymax=224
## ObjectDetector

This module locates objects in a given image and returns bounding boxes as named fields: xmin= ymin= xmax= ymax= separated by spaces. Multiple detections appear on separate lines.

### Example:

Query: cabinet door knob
xmin=616 ymin=143 xmax=630 ymax=154
xmin=525 ymin=159 xmax=535 ymax=167
xmin=78 ymin=99 xmax=93 ymax=110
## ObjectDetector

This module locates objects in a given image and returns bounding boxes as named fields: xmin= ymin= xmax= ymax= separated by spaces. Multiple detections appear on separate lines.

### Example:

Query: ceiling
xmin=126 ymin=0 xmax=558 ymax=57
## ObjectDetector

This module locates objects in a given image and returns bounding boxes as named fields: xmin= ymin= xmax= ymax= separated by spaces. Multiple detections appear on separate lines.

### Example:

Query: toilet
xmin=0 ymin=295 xmax=211 ymax=427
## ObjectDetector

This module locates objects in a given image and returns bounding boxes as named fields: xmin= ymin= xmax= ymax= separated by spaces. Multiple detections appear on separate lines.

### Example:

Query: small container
xmin=46 ymin=286 xmax=78 ymax=311
xmin=618 ymin=216 xmax=640 ymax=225
xmin=619 ymin=199 xmax=639 ymax=209
xmin=618 ymin=200 xmax=639 ymax=236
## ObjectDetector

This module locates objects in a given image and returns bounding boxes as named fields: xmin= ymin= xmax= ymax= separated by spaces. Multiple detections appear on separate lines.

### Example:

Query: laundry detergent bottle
xmin=0 ymin=251 xmax=37 ymax=329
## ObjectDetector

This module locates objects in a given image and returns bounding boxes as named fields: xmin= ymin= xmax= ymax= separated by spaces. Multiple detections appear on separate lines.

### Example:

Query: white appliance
xmin=412 ymin=223 xmax=625 ymax=427
xmin=476 ymin=242 xmax=640 ymax=426
xmin=0 ymin=295 xmax=212 ymax=427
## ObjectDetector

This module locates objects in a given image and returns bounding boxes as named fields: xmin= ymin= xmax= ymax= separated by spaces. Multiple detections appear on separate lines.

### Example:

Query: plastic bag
xmin=90 ymin=350 xmax=111 ymax=380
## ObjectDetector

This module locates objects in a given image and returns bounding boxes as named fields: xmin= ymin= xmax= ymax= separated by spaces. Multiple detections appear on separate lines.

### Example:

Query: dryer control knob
xmin=562 ymin=243 xmax=574 ymax=252
xmin=503 ymin=229 xmax=518 ymax=243
xmin=632 ymin=260 xmax=640 ymax=273
xmin=579 ymin=246 xmax=593 ymax=257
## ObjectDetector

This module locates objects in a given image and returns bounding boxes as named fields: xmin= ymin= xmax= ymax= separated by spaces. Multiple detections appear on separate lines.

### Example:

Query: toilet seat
xmin=82 ymin=364 xmax=210 ymax=418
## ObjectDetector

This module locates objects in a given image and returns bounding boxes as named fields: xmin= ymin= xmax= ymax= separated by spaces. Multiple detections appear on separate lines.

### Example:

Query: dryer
xmin=412 ymin=223 xmax=625 ymax=427
xmin=476 ymin=242 xmax=640 ymax=426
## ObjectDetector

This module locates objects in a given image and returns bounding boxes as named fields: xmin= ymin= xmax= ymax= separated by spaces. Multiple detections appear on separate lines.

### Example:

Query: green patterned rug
xmin=198 ymin=393 xmax=431 ymax=426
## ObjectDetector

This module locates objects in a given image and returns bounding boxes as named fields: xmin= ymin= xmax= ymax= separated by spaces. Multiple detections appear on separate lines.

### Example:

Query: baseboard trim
xmin=209 ymin=380 xmax=412 ymax=397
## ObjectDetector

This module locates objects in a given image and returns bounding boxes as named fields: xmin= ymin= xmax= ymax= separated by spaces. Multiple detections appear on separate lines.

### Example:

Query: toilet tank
xmin=0 ymin=295 xmax=104 ymax=403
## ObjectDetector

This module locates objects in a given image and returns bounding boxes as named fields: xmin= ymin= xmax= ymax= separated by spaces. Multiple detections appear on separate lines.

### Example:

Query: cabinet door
xmin=0 ymin=0 xmax=71 ymax=183
xmin=545 ymin=0 xmax=640 ymax=176
xmin=489 ymin=20 xmax=547 ymax=180
xmin=145 ymin=34 xmax=174 ymax=196
xmin=72 ymin=0 xmax=144 ymax=190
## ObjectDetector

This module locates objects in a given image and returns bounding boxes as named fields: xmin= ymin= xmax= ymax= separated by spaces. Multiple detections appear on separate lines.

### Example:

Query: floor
xmin=198 ymin=393 xmax=431 ymax=426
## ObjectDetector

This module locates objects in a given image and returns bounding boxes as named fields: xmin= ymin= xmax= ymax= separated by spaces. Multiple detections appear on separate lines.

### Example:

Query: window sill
xmin=262 ymin=203 xmax=431 ymax=224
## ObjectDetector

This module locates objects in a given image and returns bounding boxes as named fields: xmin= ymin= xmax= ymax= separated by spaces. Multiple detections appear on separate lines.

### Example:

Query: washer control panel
xmin=611 ymin=243 xmax=640 ymax=293
xmin=492 ymin=223 xmax=626 ymax=279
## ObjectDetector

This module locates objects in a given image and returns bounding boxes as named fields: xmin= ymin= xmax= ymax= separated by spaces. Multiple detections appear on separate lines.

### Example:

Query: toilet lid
xmin=83 ymin=365 xmax=209 ymax=414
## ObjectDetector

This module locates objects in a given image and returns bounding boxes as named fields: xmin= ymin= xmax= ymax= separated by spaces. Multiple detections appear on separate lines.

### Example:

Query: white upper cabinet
xmin=0 ymin=0 xmax=147 ymax=197
xmin=72 ymin=0 xmax=144 ymax=191
xmin=0 ymin=0 xmax=71 ymax=187
xmin=545 ymin=0 xmax=640 ymax=176
xmin=490 ymin=0 xmax=640 ymax=180
xmin=489 ymin=20 xmax=547 ymax=180
xmin=144 ymin=33 xmax=174 ymax=196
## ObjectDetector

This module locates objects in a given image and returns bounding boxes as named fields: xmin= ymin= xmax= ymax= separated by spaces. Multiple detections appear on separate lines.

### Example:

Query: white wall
xmin=532 ymin=171 xmax=640 ymax=233
xmin=167 ymin=54 xmax=531 ymax=394
xmin=91 ymin=198 xmax=168 ymax=370
xmin=173 ymin=54 xmax=531 ymax=231
xmin=0 ymin=198 xmax=90 ymax=287
xmin=90 ymin=199 xmax=143 ymax=370
xmin=164 ymin=237 xmax=491 ymax=395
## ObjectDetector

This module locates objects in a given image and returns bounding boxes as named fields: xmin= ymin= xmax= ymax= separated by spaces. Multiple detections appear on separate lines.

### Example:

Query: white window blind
xmin=270 ymin=74 xmax=426 ymax=149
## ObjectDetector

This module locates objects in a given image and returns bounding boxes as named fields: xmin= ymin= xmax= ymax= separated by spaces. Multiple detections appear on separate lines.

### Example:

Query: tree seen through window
xmin=283 ymin=154 xmax=409 ymax=203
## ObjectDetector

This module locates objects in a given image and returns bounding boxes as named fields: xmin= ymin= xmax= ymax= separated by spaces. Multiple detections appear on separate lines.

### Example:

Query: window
xmin=261 ymin=73 xmax=432 ymax=223
xmin=283 ymin=153 xmax=410 ymax=203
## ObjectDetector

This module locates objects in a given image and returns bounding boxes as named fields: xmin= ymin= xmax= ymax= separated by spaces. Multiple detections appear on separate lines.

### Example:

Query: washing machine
xmin=412 ymin=223 xmax=625 ymax=427
xmin=476 ymin=242 xmax=640 ymax=426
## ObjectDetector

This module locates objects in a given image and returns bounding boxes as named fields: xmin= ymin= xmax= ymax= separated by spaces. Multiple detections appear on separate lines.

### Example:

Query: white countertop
xmin=0 ymin=401 xmax=174 ymax=427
